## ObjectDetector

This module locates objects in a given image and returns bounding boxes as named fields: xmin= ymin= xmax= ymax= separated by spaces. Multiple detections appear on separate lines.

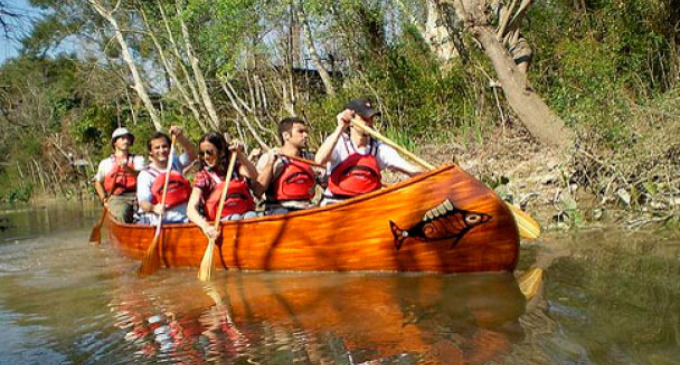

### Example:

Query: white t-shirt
xmin=95 ymin=154 xmax=146 ymax=182
xmin=136 ymin=152 xmax=190 ymax=224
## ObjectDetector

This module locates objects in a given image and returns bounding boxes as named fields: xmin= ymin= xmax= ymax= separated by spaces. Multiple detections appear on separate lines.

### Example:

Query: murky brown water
xmin=0 ymin=202 xmax=678 ymax=364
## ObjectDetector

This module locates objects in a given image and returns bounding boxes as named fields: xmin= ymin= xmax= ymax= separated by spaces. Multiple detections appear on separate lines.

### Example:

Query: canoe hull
xmin=105 ymin=165 xmax=519 ymax=273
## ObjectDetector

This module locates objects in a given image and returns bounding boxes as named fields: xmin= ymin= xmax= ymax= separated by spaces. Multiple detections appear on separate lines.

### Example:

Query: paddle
xmin=198 ymin=152 xmax=238 ymax=281
xmin=517 ymin=267 xmax=543 ymax=300
xmin=286 ymin=154 xmax=325 ymax=168
xmin=350 ymin=118 xmax=541 ymax=240
xmin=139 ymin=135 xmax=177 ymax=277
xmin=88 ymin=207 xmax=108 ymax=245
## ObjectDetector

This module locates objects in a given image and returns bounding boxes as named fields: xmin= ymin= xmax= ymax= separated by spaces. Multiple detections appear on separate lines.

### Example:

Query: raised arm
xmin=230 ymin=142 xmax=258 ymax=181
xmin=170 ymin=125 xmax=198 ymax=163
xmin=315 ymin=109 xmax=352 ymax=165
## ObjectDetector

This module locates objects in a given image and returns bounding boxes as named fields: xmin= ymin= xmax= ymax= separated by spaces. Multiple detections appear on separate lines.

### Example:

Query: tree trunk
xmin=446 ymin=0 xmax=573 ymax=151
xmin=157 ymin=0 xmax=206 ymax=122
xmin=476 ymin=25 xmax=573 ymax=150
xmin=425 ymin=0 xmax=458 ymax=64
xmin=289 ymin=3 xmax=302 ymax=68
xmin=176 ymin=0 xmax=221 ymax=131
xmin=88 ymin=0 xmax=163 ymax=131
xmin=394 ymin=0 xmax=456 ymax=63
xmin=296 ymin=0 xmax=335 ymax=96
xmin=139 ymin=6 xmax=208 ymax=132
xmin=219 ymin=79 xmax=270 ymax=150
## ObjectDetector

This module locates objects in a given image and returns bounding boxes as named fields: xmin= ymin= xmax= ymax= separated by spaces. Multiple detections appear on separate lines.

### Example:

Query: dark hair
xmin=278 ymin=117 xmax=306 ymax=144
xmin=198 ymin=132 xmax=230 ymax=173
xmin=147 ymin=132 xmax=171 ymax=153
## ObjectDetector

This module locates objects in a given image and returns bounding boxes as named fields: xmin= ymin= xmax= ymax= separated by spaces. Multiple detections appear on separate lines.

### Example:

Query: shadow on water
xmin=0 ymin=203 xmax=679 ymax=364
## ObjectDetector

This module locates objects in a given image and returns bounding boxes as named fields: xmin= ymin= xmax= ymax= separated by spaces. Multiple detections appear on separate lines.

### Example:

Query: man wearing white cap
xmin=94 ymin=127 xmax=146 ymax=223
xmin=315 ymin=98 xmax=424 ymax=206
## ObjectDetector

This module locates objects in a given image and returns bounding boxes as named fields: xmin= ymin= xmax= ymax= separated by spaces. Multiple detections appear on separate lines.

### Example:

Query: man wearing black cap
xmin=315 ymin=98 xmax=424 ymax=205
xmin=94 ymin=127 xmax=146 ymax=223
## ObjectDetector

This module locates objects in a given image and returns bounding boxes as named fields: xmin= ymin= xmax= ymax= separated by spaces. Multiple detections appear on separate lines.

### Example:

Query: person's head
xmin=278 ymin=117 xmax=308 ymax=149
xmin=111 ymin=127 xmax=135 ymax=151
xmin=345 ymin=98 xmax=380 ymax=126
xmin=147 ymin=132 xmax=171 ymax=165
xmin=198 ymin=132 xmax=228 ymax=171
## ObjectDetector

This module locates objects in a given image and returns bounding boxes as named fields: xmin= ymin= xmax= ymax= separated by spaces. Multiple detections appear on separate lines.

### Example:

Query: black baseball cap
xmin=345 ymin=99 xmax=381 ymax=119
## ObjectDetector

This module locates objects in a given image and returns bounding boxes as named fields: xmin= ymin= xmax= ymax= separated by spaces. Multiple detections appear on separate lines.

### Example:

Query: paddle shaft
xmin=139 ymin=135 xmax=177 ymax=276
xmin=285 ymin=154 xmax=325 ymax=168
xmin=88 ymin=207 xmax=108 ymax=245
xmin=351 ymin=118 xmax=540 ymax=240
xmin=150 ymin=139 xmax=175 ymax=238
xmin=213 ymin=153 xmax=238 ymax=231
xmin=351 ymin=118 xmax=434 ymax=170
xmin=198 ymin=152 xmax=238 ymax=281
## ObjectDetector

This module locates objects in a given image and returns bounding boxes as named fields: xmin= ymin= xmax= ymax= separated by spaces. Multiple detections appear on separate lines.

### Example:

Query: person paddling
xmin=187 ymin=132 xmax=259 ymax=240
xmin=314 ymin=99 xmax=424 ymax=206
xmin=255 ymin=117 xmax=321 ymax=215
xmin=94 ymin=127 xmax=145 ymax=223
xmin=136 ymin=126 xmax=198 ymax=225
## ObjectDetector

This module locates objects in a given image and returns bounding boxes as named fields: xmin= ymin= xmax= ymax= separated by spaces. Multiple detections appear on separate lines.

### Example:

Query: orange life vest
xmin=328 ymin=138 xmax=381 ymax=197
xmin=146 ymin=166 xmax=192 ymax=208
xmin=204 ymin=170 xmax=255 ymax=220
xmin=103 ymin=155 xmax=137 ymax=195
xmin=269 ymin=157 xmax=316 ymax=202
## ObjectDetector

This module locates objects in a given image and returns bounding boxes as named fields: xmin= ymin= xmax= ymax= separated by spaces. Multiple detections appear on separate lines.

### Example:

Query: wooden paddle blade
xmin=506 ymin=203 xmax=541 ymax=240
xmin=518 ymin=267 xmax=543 ymax=300
xmin=139 ymin=235 xmax=162 ymax=277
xmin=139 ymin=135 xmax=177 ymax=277
xmin=88 ymin=225 xmax=101 ymax=245
xmin=88 ymin=209 xmax=108 ymax=245
xmin=198 ymin=239 xmax=215 ymax=281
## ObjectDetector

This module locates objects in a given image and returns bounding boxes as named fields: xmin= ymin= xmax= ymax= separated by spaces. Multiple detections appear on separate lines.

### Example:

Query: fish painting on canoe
xmin=390 ymin=199 xmax=491 ymax=250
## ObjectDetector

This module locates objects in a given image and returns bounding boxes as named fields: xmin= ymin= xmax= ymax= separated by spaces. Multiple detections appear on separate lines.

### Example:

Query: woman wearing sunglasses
xmin=186 ymin=132 xmax=259 ymax=240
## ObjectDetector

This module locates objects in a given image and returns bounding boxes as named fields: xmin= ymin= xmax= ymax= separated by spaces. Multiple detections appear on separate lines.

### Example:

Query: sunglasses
xmin=199 ymin=149 xmax=216 ymax=157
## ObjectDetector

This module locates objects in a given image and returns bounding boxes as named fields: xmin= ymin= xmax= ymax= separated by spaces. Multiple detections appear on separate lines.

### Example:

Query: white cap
xmin=111 ymin=127 xmax=135 ymax=146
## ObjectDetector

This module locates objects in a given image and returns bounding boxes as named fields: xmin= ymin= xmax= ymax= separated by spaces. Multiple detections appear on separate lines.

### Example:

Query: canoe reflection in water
xmin=110 ymin=272 xmax=526 ymax=364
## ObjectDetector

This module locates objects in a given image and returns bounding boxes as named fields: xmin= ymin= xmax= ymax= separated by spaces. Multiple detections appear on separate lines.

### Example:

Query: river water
xmin=0 ymin=202 xmax=678 ymax=364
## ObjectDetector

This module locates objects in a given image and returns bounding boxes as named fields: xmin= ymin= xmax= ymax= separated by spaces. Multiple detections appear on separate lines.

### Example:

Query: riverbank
xmin=419 ymin=124 xmax=680 ymax=232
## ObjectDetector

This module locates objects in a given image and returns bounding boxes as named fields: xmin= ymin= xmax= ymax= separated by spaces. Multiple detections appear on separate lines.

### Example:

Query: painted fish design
xmin=390 ymin=199 xmax=491 ymax=250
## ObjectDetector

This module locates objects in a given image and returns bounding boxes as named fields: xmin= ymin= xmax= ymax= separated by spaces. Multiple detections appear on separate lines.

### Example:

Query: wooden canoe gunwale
xmin=105 ymin=164 xmax=520 ymax=273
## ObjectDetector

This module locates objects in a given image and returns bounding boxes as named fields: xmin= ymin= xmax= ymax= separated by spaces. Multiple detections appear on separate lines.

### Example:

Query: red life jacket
xmin=204 ymin=170 xmax=255 ymax=220
xmin=328 ymin=137 xmax=381 ymax=197
xmin=269 ymin=156 xmax=316 ymax=202
xmin=104 ymin=154 xmax=137 ymax=195
xmin=146 ymin=166 xmax=192 ymax=209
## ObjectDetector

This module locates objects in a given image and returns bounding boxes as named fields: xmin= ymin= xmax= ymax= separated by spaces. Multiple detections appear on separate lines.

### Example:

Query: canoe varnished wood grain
xmin=105 ymin=164 xmax=519 ymax=273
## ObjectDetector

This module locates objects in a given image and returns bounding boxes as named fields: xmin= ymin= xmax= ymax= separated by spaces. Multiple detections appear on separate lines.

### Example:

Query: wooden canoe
xmin=104 ymin=164 xmax=519 ymax=273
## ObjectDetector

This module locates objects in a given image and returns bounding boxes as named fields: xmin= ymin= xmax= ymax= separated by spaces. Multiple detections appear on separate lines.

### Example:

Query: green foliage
xmin=528 ymin=0 xmax=679 ymax=152
xmin=0 ymin=185 xmax=33 ymax=204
